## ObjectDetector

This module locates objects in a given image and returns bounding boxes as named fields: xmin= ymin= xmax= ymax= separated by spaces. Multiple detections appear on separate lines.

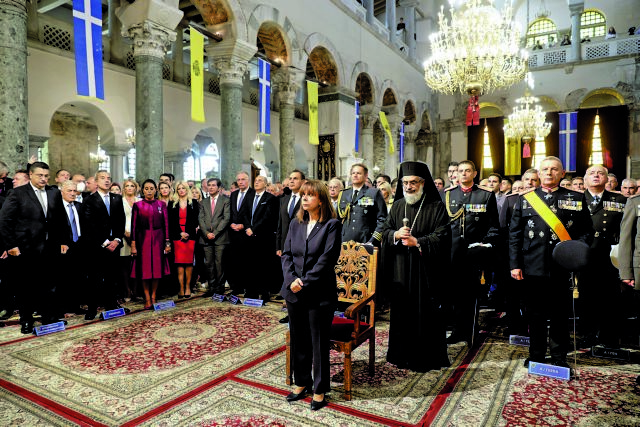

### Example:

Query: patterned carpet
xmin=1 ymin=296 xmax=640 ymax=426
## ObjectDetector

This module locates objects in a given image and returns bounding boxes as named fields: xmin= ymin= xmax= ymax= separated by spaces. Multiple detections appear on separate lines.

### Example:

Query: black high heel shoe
xmin=286 ymin=385 xmax=312 ymax=402
xmin=310 ymin=398 xmax=328 ymax=411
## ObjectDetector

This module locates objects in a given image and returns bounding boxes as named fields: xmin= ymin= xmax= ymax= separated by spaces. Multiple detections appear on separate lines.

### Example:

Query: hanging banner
xmin=559 ymin=112 xmax=578 ymax=172
xmin=354 ymin=100 xmax=360 ymax=153
xmin=379 ymin=111 xmax=395 ymax=154
xmin=504 ymin=119 xmax=521 ymax=176
xmin=399 ymin=121 xmax=405 ymax=161
xmin=307 ymin=81 xmax=319 ymax=145
xmin=190 ymin=26 xmax=205 ymax=123
xmin=258 ymin=58 xmax=271 ymax=135
xmin=73 ymin=0 xmax=104 ymax=100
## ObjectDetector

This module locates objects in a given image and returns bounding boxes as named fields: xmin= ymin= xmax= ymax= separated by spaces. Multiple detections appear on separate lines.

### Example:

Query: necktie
xmin=288 ymin=195 xmax=297 ymax=218
xmin=104 ymin=194 xmax=110 ymax=215
xmin=68 ymin=204 xmax=79 ymax=242
xmin=37 ymin=189 xmax=47 ymax=215
xmin=211 ymin=197 xmax=216 ymax=216
xmin=352 ymin=189 xmax=359 ymax=205
xmin=252 ymin=194 xmax=260 ymax=218
xmin=593 ymin=195 xmax=601 ymax=205
xmin=238 ymin=191 xmax=245 ymax=210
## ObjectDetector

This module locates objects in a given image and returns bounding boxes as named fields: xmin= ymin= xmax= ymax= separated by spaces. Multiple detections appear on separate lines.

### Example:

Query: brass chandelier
xmin=504 ymin=94 xmax=552 ymax=144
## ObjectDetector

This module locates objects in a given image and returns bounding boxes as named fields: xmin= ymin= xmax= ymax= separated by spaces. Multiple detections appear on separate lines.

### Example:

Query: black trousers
xmin=203 ymin=243 xmax=227 ymax=294
xmin=228 ymin=231 xmax=250 ymax=294
xmin=11 ymin=250 xmax=57 ymax=322
xmin=86 ymin=247 xmax=120 ymax=312
xmin=286 ymin=299 xmax=334 ymax=394
xmin=56 ymin=241 xmax=87 ymax=313
xmin=525 ymin=274 xmax=572 ymax=362
xmin=448 ymin=264 xmax=480 ymax=338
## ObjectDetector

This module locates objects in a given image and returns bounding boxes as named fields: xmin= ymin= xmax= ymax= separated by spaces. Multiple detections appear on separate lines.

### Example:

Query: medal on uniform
xmin=527 ymin=219 xmax=535 ymax=228
xmin=550 ymin=205 xmax=558 ymax=213
xmin=551 ymin=233 xmax=558 ymax=240
xmin=566 ymin=193 xmax=574 ymax=202
xmin=539 ymin=231 xmax=545 ymax=238
xmin=567 ymin=220 xmax=573 ymax=228
xmin=544 ymin=193 xmax=553 ymax=200
xmin=522 ymin=200 xmax=529 ymax=209
xmin=594 ymin=231 xmax=600 ymax=237
xmin=529 ymin=230 xmax=535 ymax=239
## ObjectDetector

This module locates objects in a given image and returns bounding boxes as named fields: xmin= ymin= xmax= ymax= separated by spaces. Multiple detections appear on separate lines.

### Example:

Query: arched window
xmin=588 ymin=113 xmax=603 ymax=165
xmin=201 ymin=143 xmax=219 ymax=176
xmin=98 ymin=146 xmax=109 ymax=172
xmin=530 ymin=136 xmax=547 ymax=170
xmin=183 ymin=154 xmax=196 ymax=181
xmin=580 ymin=9 xmax=606 ymax=40
xmin=481 ymin=122 xmax=493 ymax=176
xmin=526 ymin=18 xmax=558 ymax=47
xmin=125 ymin=148 xmax=136 ymax=179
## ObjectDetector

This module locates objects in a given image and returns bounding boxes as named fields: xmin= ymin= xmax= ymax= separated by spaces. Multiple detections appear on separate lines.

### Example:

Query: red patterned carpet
xmin=1 ymin=298 xmax=639 ymax=426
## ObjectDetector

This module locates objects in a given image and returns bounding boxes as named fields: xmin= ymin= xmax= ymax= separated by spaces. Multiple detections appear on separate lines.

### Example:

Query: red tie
xmin=211 ymin=197 xmax=216 ymax=215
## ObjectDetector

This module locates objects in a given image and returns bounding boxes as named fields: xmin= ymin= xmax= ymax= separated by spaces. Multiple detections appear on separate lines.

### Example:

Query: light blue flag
xmin=73 ymin=0 xmax=104 ymax=100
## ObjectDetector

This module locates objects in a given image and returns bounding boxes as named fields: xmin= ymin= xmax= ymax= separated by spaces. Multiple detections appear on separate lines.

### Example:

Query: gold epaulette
xmin=477 ymin=185 xmax=493 ymax=192
xmin=505 ymin=192 xmax=520 ymax=199
xmin=444 ymin=185 xmax=456 ymax=192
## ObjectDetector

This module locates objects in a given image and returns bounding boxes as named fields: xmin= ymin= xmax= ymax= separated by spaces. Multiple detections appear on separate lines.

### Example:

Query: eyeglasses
xmin=402 ymin=180 xmax=423 ymax=186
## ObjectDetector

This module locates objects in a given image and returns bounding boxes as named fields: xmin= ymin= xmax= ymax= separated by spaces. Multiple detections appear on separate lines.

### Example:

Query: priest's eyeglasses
xmin=402 ymin=179 xmax=423 ymax=186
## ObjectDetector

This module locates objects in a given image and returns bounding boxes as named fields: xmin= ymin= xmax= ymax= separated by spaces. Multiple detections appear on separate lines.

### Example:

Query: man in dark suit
xmin=276 ymin=170 xmax=304 ymax=256
xmin=579 ymin=165 xmax=627 ymax=348
xmin=228 ymin=171 xmax=255 ymax=295
xmin=510 ymin=156 xmax=593 ymax=368
xmin=199 ymin=178 xmax=230 ymax=296
xmin=82 ymin=170 xmax=126 ymax=320
xmin=245 ymin=175 xmax=279 ymax=300
xmin=0 ymin=161 xmax=66 ymax=333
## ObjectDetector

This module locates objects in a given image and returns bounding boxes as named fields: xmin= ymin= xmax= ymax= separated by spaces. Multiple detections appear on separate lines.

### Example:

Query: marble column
xmin=385 ymin=113 xmax=402 ymax=176
xmin=364 ymin=0 xmax=374 ymax=26
xmin=26 ymin=0 xmax=38 ymax=40
xmin=107 ymin=149 xmax=127 ymax=184
xmin=109 ymin=0 xmax=126 ymax=66
xmin=360 ymin=107 xmax=379 ymax=167
xmin=400 ymin=0 xmax=418 ymax=59
xmin=568 ymin=1 xmax=583 ymax=62
xmin=403 ymin=125 xmax=417 ymax=161
xmin=172 ymin=25 xmax=185 ymax=84
xmin=386 ymin=0 xmax=397 ymax=44
xmin=28 ymin=136 xmax=47 ymax=160
xmin=0 ymin=0 xmax=28 ymax=174
xmin=164 ymin=151 xmax=189 ymax=180
xmin=272 ymin=67 xmax=301 ymax=179
xmin=208 ymin=40 xmax=257 ymax=188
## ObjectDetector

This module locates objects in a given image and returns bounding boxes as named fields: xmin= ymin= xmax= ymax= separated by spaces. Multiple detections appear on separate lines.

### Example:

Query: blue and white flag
xmin=399 ymin=121 xmax=405 ymax=161
xmin=258 ymin=58 xmax=271 ymax=135
xmin=354 ymin=101 xmax=360 ymax=152
xmin=73 ymin=0 xmax=104 ymax=100
xmin=559 ymin=112 xmax=578 ymax=172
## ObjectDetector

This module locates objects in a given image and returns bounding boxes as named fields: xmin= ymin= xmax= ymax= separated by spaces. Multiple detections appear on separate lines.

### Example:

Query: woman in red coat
xmin=168 ymin=180 xmax=199 ymax=299
xmin=130 ymin=179 xmax=171 ymax=309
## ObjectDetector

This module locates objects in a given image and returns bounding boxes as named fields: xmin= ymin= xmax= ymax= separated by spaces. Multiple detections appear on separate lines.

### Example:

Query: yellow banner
xmin=307 ymin=81 xmax=319 ymax=145
xmin=378 ymin=111 xmax=395 ymax=153
xmin=504 ymin=119 xmax=521 ymax=176
xmin=190 ymin=27 xmax=205 ymax=123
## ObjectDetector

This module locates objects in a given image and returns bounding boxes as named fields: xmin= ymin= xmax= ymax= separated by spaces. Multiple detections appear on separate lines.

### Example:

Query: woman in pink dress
xmin=169 ymin=181 xmax=199 ymax=299
xmin=130 ymin=179 xmax=171 ymax=309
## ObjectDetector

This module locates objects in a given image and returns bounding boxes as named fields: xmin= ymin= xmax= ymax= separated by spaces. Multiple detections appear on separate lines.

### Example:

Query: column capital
xmin=1 ymin=0 xmax=27 ymax=14
xmin=272 ymin=67 xmax=302 ymax=106
xmin=398 ymin=0 xmax=419 ymax=7
xmin=568 ymin=0 xmax=584 ymax=16
xmin=164 ymin=150 xmax=191 ymax=163
xmin=208 ymin=39 xmax=257 ymax=86
xmin=124 ymin=21 xmax=177 ymax=58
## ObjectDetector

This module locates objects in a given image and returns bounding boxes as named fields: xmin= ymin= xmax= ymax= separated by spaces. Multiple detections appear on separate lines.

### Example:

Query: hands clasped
xmin=290 ymin=278 xmax=304 ymax=293
xmin=394 ymin=226 xmax=418 ymax=247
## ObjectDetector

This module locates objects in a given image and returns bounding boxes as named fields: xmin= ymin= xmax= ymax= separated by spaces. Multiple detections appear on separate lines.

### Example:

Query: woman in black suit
xmin=168 ymin=181 xmax=200 ymax=298
xmin=281 ymin=180 xmax=342 ymax=411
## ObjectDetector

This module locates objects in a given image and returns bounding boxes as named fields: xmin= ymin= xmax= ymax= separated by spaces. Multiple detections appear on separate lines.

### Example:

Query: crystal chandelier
xmin=424 ymin=0 xmax=527 ymax=125
xmin=252 ymin=134 xmax=264 ymax=151
xmin=504 ymin=94 xmax=552 ymax=147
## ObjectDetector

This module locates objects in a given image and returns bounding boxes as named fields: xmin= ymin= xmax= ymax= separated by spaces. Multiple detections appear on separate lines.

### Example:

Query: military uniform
xmin=619 ymin=194 xmax=640 ymax=287
xmin=445 ymin=184 xmax=500 ymax=342
xmin=337 ymin=186 xmax=387 ymax=243
xmin=509 ymin=186 xmax=593 ymax=364
xmin=579 ymin=190 xmax=626 ymax=345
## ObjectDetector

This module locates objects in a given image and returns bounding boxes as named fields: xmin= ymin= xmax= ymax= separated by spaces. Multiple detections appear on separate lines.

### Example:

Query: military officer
xmin=336 ymin=163 xmax=387 ymax=244
xmin=444 ymin=160 xmax=500 ymax=344
xmin=509 ymin=156 xmax=593 ymax=369
xmin=579 ymin=165 xmax=627 ymax=348
xmin=617 ymin=192 xmax=640 ymax=354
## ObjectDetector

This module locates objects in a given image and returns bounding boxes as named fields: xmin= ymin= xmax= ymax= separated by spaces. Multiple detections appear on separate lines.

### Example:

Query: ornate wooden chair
xmin=285 ymin=241 xmax=378 ymax=401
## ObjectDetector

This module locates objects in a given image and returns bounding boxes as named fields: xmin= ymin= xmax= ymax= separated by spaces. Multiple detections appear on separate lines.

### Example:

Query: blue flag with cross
xmin=73 ymin=0 xmax=104 ymax=100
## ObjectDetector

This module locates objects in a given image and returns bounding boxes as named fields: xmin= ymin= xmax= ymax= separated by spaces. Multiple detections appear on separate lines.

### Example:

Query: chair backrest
xmin=335 ymin=240 xmax=378 ymax=304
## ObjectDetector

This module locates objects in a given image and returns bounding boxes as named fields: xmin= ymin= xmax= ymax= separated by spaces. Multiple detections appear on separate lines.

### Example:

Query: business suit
xmin=58 ymin=200 xmax=86 ymax=313
xmin=228 ymin=188 xmax=255 ymax=294
xmin=276 ymin=193 xmax=301 ymax=252
xmin=281 ymin=218 xmax=342 ymax=394
xmin=82 ymin=191 xmax=126 ymax=314
xmin=0 ymin=183 xmax=65 ymax=325
xmin=199 ymin=194 xmax=231 ymax=294
xmin=619 ymin=195 xmax=640 ymax=287
xmin=246 ymin=191 xmax=279 ymax=298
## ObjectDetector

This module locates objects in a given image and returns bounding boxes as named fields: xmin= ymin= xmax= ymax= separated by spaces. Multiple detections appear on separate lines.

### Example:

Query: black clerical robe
xmin=381 ymin=195 xmax=452 ymax=372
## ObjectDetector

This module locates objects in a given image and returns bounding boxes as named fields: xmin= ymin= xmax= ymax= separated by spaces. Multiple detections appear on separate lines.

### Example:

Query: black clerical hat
xmin=395 ymin=161 xmax=440 ymax=203
xmin=552 ymin=240 xmax=590 ymax=271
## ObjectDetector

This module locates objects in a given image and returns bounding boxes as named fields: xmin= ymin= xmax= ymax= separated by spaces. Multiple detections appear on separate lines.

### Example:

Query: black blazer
xmin=82 ymin=191 xmax=125 ymax=251
xmin=280 ymin=218 xmax=342 ymax=304
xmin=198 ymin=194 xmax=231 ymax=245
xmin=248 ymin=192 xmax=279 ymax=240
xmin=0 ymin=184 xmax=64 ymax=255
xmin=276 ymin=193 xmax=301 ymax=251
xmin=58 ymin=200 xmax=84 ymax=246
xmin=168 ymin=199 xmax=200 ymax=242
xmin=230 ymin=188 xmax=256 ymax=230
xmin=584 ymin=190 xmax=626 ymax=249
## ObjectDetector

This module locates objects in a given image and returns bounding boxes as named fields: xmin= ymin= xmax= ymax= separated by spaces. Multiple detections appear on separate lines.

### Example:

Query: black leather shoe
xmin=286 ymin=386 xmax=312 ymax=402
xmin=310 ymin=399 xmax=328 ymax=411
xmin=85 ymin=311 xmax=97 ymax=321
xmin=20 ymin=321 xmax=34 ymax=334
xmin=279 ymin=316 xmax=289 ymax=324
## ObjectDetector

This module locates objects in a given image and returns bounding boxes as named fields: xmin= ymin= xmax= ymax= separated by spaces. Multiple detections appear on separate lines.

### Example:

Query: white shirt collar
xmin=97 ymin=190 xmax=110 ymax=198
xmin=30 ymin=182 xmax=44 ymax=193
xmin=588 ymin=189 xmax=604 ymax=198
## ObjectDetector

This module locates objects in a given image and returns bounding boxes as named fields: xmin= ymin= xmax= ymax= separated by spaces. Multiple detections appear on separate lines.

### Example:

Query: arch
xmin=420 ymin=110 xmax=432 ymax=132
xmin=304 ymin=33 xmax=344 ymax=85
xmin=349 ymin=61 xmax=375 ymax=92
xmin=306 ymin=46 xmax=339 ymax=86
xmin=537 ymin=95 xmax=561 ymax=112
xmin=479 ymin=102 xmax=503 ymax=118
xmin=579 ymin=88 xmax=625 ymax=109
xmin=580 ymin=8 xmax=607 ymax=39
xmin=378 ymin=80 xmax=400 ymax=108
xmin=355 ymin=73 xmax=375 ymax=106
xmin=195 ymin=0 xmax=248 ymax=42
xmin=50 ymin=101 xmax=115 ymax=146
xmin=526 ymin=17 xmax=558 ymax=47
xmin=403 ymin=100 xmax=417 ymax=124
xmin=248 ymin=5 xmax=302 ymax=66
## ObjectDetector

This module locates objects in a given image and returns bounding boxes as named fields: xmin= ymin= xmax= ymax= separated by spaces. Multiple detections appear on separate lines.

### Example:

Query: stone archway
xmin=382 ymin=88 xmax=398 ymax=107
xmin=306 ymin=46 xmax=339 ymax=85
xmin=191 ymin=0 xmax=248 ymax=42
xmin=356 ymin=73 xmax=375 ymax=106
xmin=404 ymin=100 xmax=416 ymax=124
xmin=248 ymin=5 xmax=301 ymax=66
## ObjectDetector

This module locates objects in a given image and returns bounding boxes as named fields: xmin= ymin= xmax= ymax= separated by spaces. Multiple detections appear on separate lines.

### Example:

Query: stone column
xmin=403 ymin=125 xmax=417 ymax=161
xmin=0 ymin=0 xmax=28 ymax=174
xmin=109 ymin=0 xmax=126 ymax=66
xmin=360 ymin=106 xmax=379 ymax=167
xmin=208 ymin=40 xmax=257 ymax=188
xmin=118 ymin=0 xmax=182 ymax=182
xmin=386 ymin=0 xmax=397 ymax=44
xmin=272 ymin=67 xmax=301 ymax=179
xmin=400 ymin=0 xmax=418 ymax=59
xmin=28 ymin=136 xmax=47 ymax=160
xmin=164 ymin=151 xmax=189 ymax=180
xmin=107 ymin=149 xmax=127 ymax=184
xmin=385 ymin=113 xmax=402 ymax=176
xmin=26 ymin=0 xmax=38 ymax=40
xmin=172 ymin=25 xmax=185 ymax=84
xmin=568 ymin=1 xmax=583 ymax=62
xmin=364 ymin=0 xmax=374 ymax=26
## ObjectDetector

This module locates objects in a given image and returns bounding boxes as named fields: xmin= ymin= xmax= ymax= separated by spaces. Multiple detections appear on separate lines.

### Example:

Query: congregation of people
xmin=2 ymin=155 xmax=640 ymax=409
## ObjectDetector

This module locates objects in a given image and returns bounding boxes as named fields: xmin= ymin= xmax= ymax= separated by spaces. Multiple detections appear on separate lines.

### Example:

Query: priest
xmin=381 ymin=161 xmax=451 ymax=372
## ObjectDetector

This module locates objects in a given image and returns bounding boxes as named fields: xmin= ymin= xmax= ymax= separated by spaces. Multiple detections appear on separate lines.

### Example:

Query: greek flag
xmin=399 ymin=121 xmax=405 ymax=161
xmin=559 ymin=112 xmax=578 ymax=172
xmin=354 ymin=101 xmax=360 ymax=152
xmin=73 ymin=0 xmax=104 ymax=100
xmin=258 ymin=58 xmax=271 ymax=135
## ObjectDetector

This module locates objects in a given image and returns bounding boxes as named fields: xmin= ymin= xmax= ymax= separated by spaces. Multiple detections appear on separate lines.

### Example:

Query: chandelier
xmin=252 ymin=133 xmax=265 ymax=151
xmin=89 ymin=136 xmax=108 ymax=163
xmin=424 ymin=0 xmax=527 ymax=125
xmin=125 ymin=128 xmax=136 ymax=148
xmin=504 ymin=94 xmax=552 ymax=149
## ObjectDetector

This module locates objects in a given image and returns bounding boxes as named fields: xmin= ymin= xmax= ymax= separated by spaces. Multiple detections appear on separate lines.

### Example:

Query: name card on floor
xmin=509 ymin=335 xmax=530 ymax=346
xmin=34 ymin=322 xmax=66 ymax=336
xmin=228 ymin=295 xmax=241 ymax=305
xmin=334 ymin=311 xmax=345 ymax=318
xmin=212 ymin=294 xmax=225 ymax=303
xmin=592 ymin=346 xmax=630 ymax=361
xmin=244 ymin=298 xmax=264 ymax=307
xmin=154 ymin=300 xmax=176 ymax=311
xmin=528 ymin=362 xmax=570 ymax=381
xmin=101 ymin=308 xmax=126 ymax=320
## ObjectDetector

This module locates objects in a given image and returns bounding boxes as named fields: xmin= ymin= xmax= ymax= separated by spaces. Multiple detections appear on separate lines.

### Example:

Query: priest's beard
xmin=404 ymin=186 xmax=424 ymax=205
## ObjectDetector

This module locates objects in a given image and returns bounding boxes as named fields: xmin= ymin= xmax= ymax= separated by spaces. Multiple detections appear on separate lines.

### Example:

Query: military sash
xmin=523 ymin=191 xmax=571 ymax=241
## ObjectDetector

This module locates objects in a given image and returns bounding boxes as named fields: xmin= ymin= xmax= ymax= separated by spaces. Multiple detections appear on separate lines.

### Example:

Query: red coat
xmin=131 ymin=199 xmax=170 ymax=279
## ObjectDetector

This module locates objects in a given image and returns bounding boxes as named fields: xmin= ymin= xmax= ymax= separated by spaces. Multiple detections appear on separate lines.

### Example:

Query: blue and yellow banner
xmin=190 ymin=26 xmax=205 ymax=123
xmin=379 ymin=111 xmax=395 ymax=154
xmin=307 ymin=81 xmax=319 ymax=145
